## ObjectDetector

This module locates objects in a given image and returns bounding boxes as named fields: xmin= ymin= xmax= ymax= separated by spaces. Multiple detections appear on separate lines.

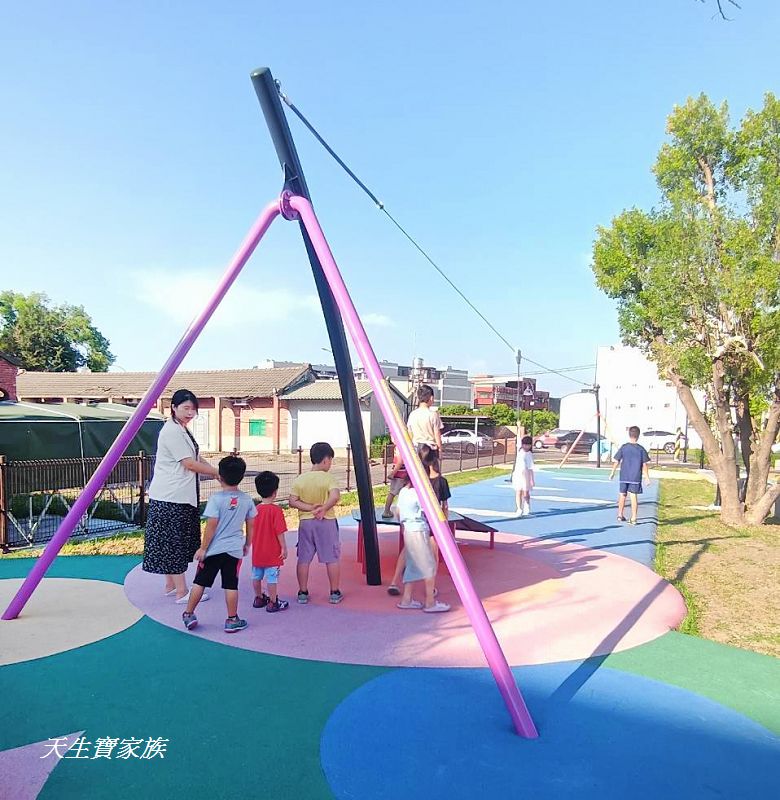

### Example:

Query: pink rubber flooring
xmin=124 ymin=525 xmax=686 ymax=667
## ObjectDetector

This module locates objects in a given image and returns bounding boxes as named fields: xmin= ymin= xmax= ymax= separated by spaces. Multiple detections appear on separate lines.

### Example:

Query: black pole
xmin=515 ymin=349 xmax=521 ymax=435
xmin=595 ymin=384 xmax=601 ymax=468
xmin=251 ymin=67 xmax=381 ymax=585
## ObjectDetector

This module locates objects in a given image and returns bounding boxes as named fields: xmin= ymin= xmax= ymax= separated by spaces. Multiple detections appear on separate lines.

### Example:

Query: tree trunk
xmin=745 ymin=481 xmax=780 ymax=525
xmin=746 ymin=393 xmax=780 ymax=512
xmin=667 ymin=367 xmax=745 ymax=525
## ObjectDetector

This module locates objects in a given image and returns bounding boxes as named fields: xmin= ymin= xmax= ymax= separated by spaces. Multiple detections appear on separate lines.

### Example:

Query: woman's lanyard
xmin=182 ymin=426 xmax=201 ymax=507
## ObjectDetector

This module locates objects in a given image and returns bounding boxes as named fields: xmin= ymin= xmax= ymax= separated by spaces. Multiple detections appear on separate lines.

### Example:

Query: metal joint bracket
xmin=279 ymin=190 xmax=299 ymax=221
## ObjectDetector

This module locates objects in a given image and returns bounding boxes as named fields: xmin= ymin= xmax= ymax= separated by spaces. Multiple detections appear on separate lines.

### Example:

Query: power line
xmin=276 ymin=81 xmax=591 ymax=388
xmin=522 ymin=364 xmax=595 ymax=378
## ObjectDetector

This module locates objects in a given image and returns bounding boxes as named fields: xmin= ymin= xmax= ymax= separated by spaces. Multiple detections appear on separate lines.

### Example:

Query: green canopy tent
xmin=0 ymin=402 xmax=164 ymax=461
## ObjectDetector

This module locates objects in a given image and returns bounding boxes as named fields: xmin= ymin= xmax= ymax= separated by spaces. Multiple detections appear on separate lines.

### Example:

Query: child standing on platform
xmin=251 ymin=471 xmax=289 ymax=613
xmin=182 ymin=456 xmax=256 ymax=634
xmin=407 ymin=384 xmax=443 ymax=456
xmin=289 ymin=442 xmax=344 ymax=605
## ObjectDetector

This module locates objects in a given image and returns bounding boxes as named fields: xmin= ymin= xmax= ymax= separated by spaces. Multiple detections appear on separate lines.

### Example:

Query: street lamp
xmin=523 ymin=385 xmax=534 ymax=437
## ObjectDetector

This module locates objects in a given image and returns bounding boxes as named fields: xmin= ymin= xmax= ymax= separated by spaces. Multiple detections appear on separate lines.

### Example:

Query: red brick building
xmin=0 ymin=353 xmax=21 ymax=401
xmin=16 ymin=365 xmax=313 ymax=453
xmin=471 ymin=375 xmax=550 ymax=411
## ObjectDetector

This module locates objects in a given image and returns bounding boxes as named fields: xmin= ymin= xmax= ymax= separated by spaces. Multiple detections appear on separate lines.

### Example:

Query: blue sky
xmin=1 ymin=1 xmax=777 ymax=397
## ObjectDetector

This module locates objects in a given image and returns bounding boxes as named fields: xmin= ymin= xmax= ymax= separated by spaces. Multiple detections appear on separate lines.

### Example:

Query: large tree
xmin=0 ymin=291 xmax=114 ymax=372
xmin=592 ymin=93 xmax=780 ymax=525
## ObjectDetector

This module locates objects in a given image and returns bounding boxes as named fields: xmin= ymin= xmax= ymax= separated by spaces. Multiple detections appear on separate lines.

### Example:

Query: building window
xmin=664 ymin=403 xmax=671 ymax=408
xmin=629 ymin=403 xmax=636 ymax=408
xmin=248 ymin=419 xmax=266 ymax=436
xmin=614 ymin=405 xmax=622 ymax=410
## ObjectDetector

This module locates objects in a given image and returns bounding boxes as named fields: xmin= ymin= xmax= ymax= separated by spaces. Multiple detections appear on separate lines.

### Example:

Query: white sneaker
xmin=523 ymin=503 xmax=530 ymax=516
xmin=516 ymin=507 xmax=524 ymax=517
xmin=175 ymin=590 xmax=210 ymax=604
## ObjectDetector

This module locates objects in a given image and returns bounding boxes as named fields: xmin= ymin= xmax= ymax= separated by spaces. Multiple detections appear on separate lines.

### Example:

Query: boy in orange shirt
xmin=251 ymin=471 xmax=289 ymax=612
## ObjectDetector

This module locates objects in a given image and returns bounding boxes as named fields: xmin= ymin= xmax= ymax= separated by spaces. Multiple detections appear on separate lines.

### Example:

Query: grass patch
xmin=2 ymin=531 xmax=145 ymax=559
xmin=655 ymin=477 xmax=779 ymax=656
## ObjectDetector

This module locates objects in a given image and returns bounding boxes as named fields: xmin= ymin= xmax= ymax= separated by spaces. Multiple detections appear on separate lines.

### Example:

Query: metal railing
xmin=0 ymin=438 xmax=522 ymax=551
xmin=0 ymin=453 xmax=153 ymax=551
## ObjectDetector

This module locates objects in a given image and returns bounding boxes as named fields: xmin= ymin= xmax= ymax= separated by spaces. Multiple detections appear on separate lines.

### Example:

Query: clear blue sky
xmin=1 ymin=1 xmax=777 ymax=397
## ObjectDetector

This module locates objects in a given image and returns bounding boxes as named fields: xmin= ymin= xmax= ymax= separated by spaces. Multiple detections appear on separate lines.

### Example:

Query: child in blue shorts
xmin=609 ymin=425 xmax=651 ymax=525
xmin=251 ymin=471 xmax=289 ymax=613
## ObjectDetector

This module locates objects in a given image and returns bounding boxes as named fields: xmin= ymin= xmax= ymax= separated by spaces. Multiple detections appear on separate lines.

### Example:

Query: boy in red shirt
xmin=251 ymin=471 xmax=289 ymax=612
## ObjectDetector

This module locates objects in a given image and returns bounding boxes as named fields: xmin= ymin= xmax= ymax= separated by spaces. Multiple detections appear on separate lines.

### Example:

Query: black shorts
xmin=194 ymin=553 xmax=242 ymax=590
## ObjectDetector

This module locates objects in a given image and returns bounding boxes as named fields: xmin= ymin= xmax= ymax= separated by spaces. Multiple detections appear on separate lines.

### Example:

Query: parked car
xmin=556 ymin=430 xmax=603 ymax=454
xmin=533 ymin=429 xmax=572 ymax=450
xmin=441 ymin=428 xmax=495 ymax=455
xmin=639 ymin=429 xmax=686 ymax=454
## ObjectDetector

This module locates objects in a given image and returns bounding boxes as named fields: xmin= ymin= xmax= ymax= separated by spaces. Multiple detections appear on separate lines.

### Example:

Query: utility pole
xmin=580 ymin=384 xmax=602 ymax=467
xmin=515 ymin=349 xmax=522 ymax=435
xmin=594 ymin=384 xmax=601 ymax=468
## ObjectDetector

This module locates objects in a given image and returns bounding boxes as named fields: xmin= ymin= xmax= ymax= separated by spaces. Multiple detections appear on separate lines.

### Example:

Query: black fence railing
xmin=0 ymin=438 xmax=524 ymax=551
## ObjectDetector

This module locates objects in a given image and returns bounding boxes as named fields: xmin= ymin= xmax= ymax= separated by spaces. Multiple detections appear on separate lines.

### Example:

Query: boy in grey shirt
xmin=182 ymin=456 xmax=256 ymax=633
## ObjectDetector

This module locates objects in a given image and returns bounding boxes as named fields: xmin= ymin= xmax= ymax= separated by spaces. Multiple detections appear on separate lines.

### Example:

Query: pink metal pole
xmin=3 ymin=201 xmax=282 ymax=620
xmin=287 ymin=194 xmax=538 ymax=738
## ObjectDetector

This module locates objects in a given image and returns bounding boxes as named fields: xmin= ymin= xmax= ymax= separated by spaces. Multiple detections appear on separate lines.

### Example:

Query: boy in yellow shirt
xmin=289 ymin=441 xmax=343 ymax=604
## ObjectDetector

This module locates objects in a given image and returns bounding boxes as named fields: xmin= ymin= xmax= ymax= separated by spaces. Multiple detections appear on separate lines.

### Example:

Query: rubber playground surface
xmin=1 ymin=468 xmax=778 ymax=799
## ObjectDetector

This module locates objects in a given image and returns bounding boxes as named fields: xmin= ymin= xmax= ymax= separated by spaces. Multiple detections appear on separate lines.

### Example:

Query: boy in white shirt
xmin=406 ymin=384 xmax=443 ymax=456
xmin=512 ymin=435 xmax=535 ymax=516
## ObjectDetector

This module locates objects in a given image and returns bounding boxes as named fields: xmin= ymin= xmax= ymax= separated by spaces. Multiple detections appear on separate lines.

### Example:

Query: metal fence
xmin=0 ymin=453 xmax=152 ymax=551
xmin=0 ymin=438 xmax=522 ymax=551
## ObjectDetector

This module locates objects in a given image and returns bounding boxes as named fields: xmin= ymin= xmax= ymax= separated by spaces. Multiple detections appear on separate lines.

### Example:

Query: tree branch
xmin=706 ymin=0 xmax=742 ymax=21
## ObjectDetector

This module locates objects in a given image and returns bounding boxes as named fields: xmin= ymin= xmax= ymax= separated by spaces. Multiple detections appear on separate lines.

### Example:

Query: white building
xmin=559 ymin=345 xmax=703 ymax=445
xmin=354 ymin=359 xmax=471 ymax=406
xmin=284 ymin=380 xmax=409 ymax=455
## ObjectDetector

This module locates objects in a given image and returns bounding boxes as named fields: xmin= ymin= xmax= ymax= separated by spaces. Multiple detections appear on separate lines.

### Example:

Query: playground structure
xmin=2 ymin=68 xmax=537 ymax=738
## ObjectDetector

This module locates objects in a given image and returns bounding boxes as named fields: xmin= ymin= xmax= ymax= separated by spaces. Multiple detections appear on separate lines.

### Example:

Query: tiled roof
xmin=282 ymin=379 xmax=407 ymax=403
xmin=0 ymin=352 xmax=23 ymax=366
xmin=16 ymin=365 xmax=312 ymax=400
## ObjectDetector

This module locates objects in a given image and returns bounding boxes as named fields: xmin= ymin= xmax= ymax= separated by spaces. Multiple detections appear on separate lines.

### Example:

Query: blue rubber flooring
xmin=448 ymin=468 xmax=659 ymax=566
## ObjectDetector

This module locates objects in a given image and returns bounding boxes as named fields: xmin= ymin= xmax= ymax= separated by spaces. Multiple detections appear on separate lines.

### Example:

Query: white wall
xmin=288 ymin=401 xmax=371 ymax=451
xmin=559 ymin=393 xmax=598 ymax=433
xmin=288 ymin=393 xmax=407 ymax=451
xmin=596 ymin=345 xmax=703 ymax=446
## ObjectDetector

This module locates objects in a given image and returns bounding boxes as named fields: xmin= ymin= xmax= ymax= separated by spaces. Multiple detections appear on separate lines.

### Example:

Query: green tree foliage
xmin=0 ymin=291 xmax=115 ymax=372
xmin=437 ymin=403 xmax=559 ymax=433
xmin=438 ymin=404 xmax=476 ymax=417
xmin=521 ymin=409 xmax=559 ymax=435
xmin=485 ymin=403 xmax=517 ymax=427
xmin=593 ymin=93 xmax=780 ymax=525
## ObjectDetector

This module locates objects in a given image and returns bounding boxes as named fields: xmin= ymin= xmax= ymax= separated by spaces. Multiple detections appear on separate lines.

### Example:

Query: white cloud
xmin=133 ymin=270 xmax=319 ymax=328
xmin=363 ymin=312 xmax=394 ymax=328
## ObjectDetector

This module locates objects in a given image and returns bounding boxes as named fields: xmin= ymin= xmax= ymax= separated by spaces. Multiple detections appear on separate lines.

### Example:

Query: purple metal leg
xmin=2 ymin=200 xmax=282 ymax=621
xmin=287 ymin=194 xmax=538 ymax=738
